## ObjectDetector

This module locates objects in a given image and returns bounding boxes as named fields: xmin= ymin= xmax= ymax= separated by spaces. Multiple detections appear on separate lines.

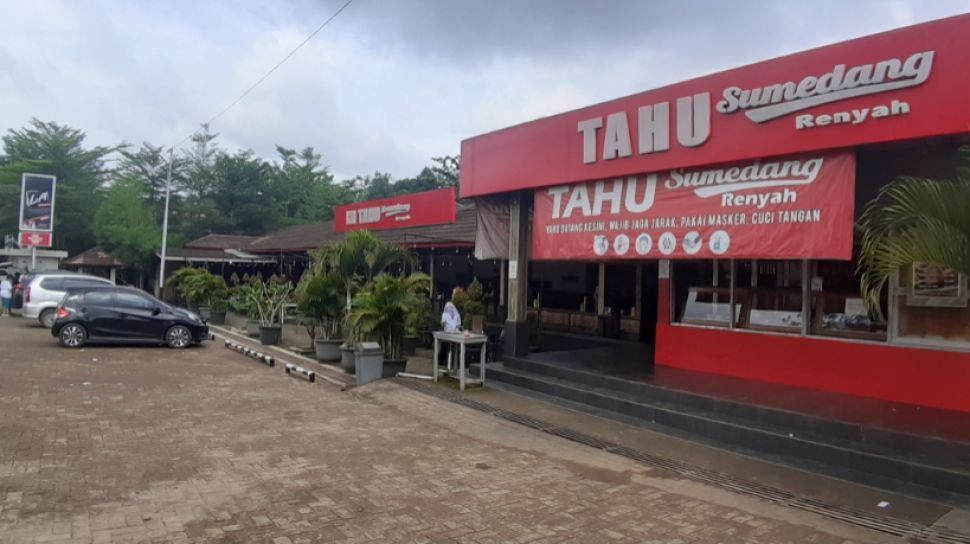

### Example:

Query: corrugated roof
xmin=247 ymin=206 xmax=477 ymax=254
xmin=184 ymin=234 xmax=259 ymax=250
xmin=64 ymin=247 xmax=125 ymax=268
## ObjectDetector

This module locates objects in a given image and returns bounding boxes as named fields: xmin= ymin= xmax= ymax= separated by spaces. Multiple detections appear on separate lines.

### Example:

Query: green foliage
xmin=167 ymin=267 xmax=227 ymax=307
xmin=244 ymin=280 xmax=294 ymax=327
xmin=295 ymin=271 xmax=344 ymax=341
xmin=1 ymin=119 xmax=117 ymax=254
xmin=346 ymin=272 xmax=431 ymax=359
xmin=93 ymin=177 xmax=161 ymax=271
xmin=405 ymin=296 xmax=437 ymax=337
xmin=310 ymin=230 xmax=415 ymax=313
xmin=858 ymin=147 xmax=970 ymax=320
xmin=467 ymin=278 xmax=484 ymax=303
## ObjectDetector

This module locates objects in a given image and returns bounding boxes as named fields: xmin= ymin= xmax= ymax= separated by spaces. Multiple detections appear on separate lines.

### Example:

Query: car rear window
xmin=83 ymin=291 xmax=114 ymax=307
xmin=62 ymin=294 xmax=83 ymax=307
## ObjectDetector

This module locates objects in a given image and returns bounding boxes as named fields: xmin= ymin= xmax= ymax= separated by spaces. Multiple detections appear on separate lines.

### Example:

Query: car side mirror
xmin=152 ymin=307 xmax=162 ymax=316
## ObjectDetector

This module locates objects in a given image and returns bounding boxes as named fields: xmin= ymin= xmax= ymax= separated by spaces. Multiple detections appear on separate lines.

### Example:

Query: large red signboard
xmin=532 ymin=151 xmax=855 ymax=260
xmin=334 ymin=187 xmax=456 ymax=233
xmin=460 ymin=14 xmax=970 ymax=198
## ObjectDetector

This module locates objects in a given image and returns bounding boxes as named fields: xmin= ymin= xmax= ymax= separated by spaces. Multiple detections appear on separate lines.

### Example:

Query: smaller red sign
xmin=532 ymin=151 xmax=856 ymax=261
xmin=19 ymin=231 xmax=52 ymax=248
xmin=335 ymin=187 xmax=457 ymax=233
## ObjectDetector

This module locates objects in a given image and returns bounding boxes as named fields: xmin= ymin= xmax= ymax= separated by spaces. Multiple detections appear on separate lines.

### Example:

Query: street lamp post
xmin=156 ymin=148 xmax=175 ymax=297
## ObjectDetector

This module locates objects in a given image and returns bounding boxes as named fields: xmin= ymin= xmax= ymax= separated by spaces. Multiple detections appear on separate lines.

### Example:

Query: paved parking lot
xmin=0 ymin=317 xmax=908 ymax=543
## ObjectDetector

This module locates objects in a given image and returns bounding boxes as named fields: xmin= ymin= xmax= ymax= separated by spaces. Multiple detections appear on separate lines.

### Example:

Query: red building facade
xmin=459 ymin=15 xmax=970 ymax=413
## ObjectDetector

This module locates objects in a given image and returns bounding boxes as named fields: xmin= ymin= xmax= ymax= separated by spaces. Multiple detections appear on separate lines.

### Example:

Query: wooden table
xmin=432 ymin=331 xmax=488 ymax=391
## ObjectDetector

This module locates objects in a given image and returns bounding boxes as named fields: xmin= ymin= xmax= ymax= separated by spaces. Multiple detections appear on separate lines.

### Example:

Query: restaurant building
xmin=459 ymin=14 xmax=970 ymax=414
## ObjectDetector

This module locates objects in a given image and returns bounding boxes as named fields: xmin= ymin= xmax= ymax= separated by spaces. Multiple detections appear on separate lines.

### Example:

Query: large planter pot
xmin=401 ymin=336 xmax=419 ymax=356
xmin=382 ymin=358 xmax=407 ymax=378
xmin=340 ymin=344 xmax=356 ymax=373
xmin=246 ymin=320 xmax=260 ymax=337
xmin=314 ymin=338 xmax=342 ymax=362
xmin=259 ymin=325 xmax=282 ymax=346
xmin=199 ymin=306 xmax=212 ymax=319
xmin=208 ymin=311 xmax=226 ymax=326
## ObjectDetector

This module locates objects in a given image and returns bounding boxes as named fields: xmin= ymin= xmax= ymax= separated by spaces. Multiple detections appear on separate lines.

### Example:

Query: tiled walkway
xmin=0 ymin=318 xmax=902 ymax=543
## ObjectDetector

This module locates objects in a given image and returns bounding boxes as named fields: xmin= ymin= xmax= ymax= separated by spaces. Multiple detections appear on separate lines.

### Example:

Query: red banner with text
xmin=532 ymin=151 xmax=855 ymax=260
xmin=335 ymin=187 xmax=456 ymax=233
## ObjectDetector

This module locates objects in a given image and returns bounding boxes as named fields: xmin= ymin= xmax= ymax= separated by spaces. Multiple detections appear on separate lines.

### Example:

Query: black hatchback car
xmin=51 ymin=286 xmax=209 ymax=349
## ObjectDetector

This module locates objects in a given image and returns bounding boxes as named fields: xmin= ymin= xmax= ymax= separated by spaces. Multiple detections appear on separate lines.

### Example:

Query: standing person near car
xmin=0 ymin=275 xmax=12 ymax=316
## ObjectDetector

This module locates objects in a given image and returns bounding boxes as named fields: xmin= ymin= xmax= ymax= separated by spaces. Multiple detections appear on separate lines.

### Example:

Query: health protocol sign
xmin=19 ymin=173 xmax=56 ymax=232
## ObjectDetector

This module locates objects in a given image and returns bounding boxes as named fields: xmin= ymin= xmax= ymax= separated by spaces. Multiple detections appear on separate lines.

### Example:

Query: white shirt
xmin=0 ymin=279 xmax=12 ymax=298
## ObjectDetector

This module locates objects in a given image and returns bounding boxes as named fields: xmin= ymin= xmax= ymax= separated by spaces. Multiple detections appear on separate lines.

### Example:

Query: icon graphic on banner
xmin=658 ymin=232 xmax=677 ymax=255
xmin=635 ymin=233 xmax=652 ymax=255
xmin=709 ymin=230 xmax=731 ymax=255
xmin=593 ymin=235 xmax=609 ymax=256
xmin=683 ymin=231 xmax=703 ymax=255
xmin=613 ymin=234 xmax=630 ymax=255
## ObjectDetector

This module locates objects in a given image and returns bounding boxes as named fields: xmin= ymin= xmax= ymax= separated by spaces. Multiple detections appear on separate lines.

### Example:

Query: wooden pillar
xmin=499 ymin=259 xmax=507 ymax=312
xmin=597 ymin=262 xmax=606 ymax=314
xmin=635 ymin=264 xmax=642 ymax=319
xmin=505 ymin=192 xmax=531 ymax=357
xmin=429 ymin=249 xmax=436 ymax=293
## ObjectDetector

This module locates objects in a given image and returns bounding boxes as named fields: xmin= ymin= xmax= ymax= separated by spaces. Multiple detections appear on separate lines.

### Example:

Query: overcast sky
xmin=1 ymin=0 xmax=968 ymax=180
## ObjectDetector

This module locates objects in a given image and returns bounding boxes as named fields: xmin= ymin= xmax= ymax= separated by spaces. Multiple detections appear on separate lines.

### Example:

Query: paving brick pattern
xmin=0 ymin=319 xmax=899 ymax=543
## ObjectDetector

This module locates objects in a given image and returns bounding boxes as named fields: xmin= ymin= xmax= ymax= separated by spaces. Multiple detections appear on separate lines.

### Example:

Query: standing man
xmin=0 ymin=274 xmax=12 ymax=317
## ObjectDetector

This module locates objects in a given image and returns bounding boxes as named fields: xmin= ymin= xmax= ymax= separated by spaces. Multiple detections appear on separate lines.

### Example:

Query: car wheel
xmin=39 ymin=308 xmax=56 ymax=328
xmin=165 ymin=325 xmax=192 ymax=349
xmin=59 ymin=324 xmax=87 ymax=348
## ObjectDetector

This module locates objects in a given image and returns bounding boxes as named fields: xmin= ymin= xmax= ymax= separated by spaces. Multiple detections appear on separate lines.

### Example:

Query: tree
xmin=93 ymin=177 xmax=161 ymax=272
xmin=269 ymin=145 xmax=346 ymax=226
xmin=858 ymin=147 xmax=970 ymax=319
xmin=117 ymin=142 xmax=181 ymax=214
xmin=1 ymin=119 xmax=117 ymax=254
xmin=209 ymin=151 xmax=274 ymax=235
xmin=178 ymin=125 xmax=221 ymax=240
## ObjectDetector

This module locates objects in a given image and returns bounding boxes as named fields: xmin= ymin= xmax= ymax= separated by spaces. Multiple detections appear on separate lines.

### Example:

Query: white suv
xmin=22 ymin=273 xmax=114 ymax=327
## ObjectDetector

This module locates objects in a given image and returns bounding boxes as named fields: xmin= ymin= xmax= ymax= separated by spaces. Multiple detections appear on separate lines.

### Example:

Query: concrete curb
xmin=208 ymin=324 xmax=353 ymax=388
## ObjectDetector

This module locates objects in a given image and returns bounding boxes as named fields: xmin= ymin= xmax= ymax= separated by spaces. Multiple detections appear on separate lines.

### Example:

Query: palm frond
xmin=857 ymin=166 xmax=970 ymax=320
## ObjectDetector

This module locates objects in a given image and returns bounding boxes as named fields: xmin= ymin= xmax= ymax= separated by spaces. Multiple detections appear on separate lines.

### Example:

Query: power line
xmin=172 ymin=0 xmax=356 ymax=150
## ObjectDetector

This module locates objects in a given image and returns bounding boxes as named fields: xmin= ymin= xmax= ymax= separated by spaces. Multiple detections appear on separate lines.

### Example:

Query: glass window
xmin=39 ymin=278 xmax=64 ymax=290
xmin=892 ymin=264 xmax=970 ymax=345
xmin=739 ymin=260 xmax=804 ymax=333
xmin=810 ymin=259 xmax=887 ymax=341
xmin=63 ymin=278 xmax=109 ymax=289
xmin=673 ymin=259 xmax=805 ymax=333
xmin=83 ymin=291 xmax=114 ymax=307
xmin=673 ymin=260 xmax=736 ymax=327
xmin=115 ymin=292 xmax=156 ymax=311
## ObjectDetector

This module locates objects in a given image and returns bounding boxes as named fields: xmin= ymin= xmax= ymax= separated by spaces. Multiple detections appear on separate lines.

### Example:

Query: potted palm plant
xmin=308 ymin=230 xmax=414 ymax=372
xmin=296 ymin=271 xmax=344 ymax=361
xmin=346 ymin=272 xmax=430 ymax=378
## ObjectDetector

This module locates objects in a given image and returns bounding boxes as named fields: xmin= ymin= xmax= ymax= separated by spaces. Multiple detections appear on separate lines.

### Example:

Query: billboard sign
xmin=460 ymin=14 xmax=970 ymax=197
xmin=532 ymin=151 xmax=856 ymax=260
xmin=19 ymin=173 xmax=56 ymax=232
xmin=335 ymin=187 xmax=457 ymax=233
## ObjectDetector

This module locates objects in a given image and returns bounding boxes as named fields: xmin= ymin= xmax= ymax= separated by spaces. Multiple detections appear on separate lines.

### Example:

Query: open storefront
xmin=459 ymin=14 xmax=970 ymax=413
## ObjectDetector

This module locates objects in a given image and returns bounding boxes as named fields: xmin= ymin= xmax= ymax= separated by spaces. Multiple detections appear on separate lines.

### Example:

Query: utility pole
xmin=157 ymin=148 xmax=175 ymax=297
